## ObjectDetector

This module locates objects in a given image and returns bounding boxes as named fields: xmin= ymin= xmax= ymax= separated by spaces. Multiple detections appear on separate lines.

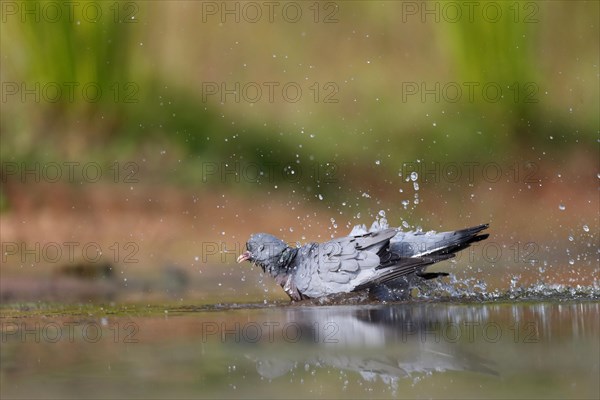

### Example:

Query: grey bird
xmin=237 ymin=224 xmax=489 ymax=301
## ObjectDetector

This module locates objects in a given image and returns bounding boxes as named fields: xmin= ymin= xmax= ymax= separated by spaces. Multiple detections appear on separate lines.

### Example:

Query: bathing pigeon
xmin=237 ymin=224 xmax=489 ymax=301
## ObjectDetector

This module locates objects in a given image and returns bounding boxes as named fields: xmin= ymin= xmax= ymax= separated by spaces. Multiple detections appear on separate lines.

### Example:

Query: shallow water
xmin=1 ymin=300 xmax=599 ymax=399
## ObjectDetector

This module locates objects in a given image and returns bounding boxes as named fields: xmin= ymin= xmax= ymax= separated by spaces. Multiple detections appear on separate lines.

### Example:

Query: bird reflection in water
xmin=244 ymin=304 xmax=497 ymax=384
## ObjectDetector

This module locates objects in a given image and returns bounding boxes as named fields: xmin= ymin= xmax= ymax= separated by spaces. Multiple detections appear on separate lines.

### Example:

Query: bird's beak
xmin=237 ymin=251 xmax=252 ymax=263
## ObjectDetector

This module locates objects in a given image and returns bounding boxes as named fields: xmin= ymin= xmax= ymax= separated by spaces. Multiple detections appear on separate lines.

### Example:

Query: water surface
xmin=1 ymin=301 xmax=598 ymax=399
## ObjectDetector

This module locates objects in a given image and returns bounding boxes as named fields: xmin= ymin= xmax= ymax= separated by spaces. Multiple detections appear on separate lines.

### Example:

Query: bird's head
xmin=237 ymin=233 xmax=293 ymax=275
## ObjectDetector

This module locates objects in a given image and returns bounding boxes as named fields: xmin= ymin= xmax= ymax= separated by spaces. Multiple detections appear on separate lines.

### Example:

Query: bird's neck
xmin=279 ymin=247 xmax=299 ymax=270
xmin=265 ymin=247 xmax=298 ymax=277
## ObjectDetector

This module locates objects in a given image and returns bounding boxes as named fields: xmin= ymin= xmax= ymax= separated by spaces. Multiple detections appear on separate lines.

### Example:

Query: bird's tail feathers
xmin=392 ymin=223 xmax=489 ymax=258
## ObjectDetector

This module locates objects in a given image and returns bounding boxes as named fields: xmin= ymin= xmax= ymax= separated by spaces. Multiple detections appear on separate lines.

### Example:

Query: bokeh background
xmin=1 ymin=1 xmax=598 ymax=304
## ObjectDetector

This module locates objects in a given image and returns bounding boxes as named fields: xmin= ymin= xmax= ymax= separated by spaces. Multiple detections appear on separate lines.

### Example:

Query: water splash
xmin=417 ymin=277 xmax=600 ymax=301
xmin=346 ymin=214 xmax=600 ymax=302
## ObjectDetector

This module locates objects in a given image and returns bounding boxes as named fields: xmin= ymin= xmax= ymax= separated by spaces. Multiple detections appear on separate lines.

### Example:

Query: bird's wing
xmin=294 ymin=227 xmax=476 ymax=297
xmin=315 ymin=228 xmax=460 ymax=294
xmin=352 ymin=253 xmax=455 ymax=292
xmin=316 ymin=238 xmax=379 ymax=285
xmin=293 ymin=230 xmax=399 ymax=298
xmin=317 ymin=229 xmax=400 ymax=282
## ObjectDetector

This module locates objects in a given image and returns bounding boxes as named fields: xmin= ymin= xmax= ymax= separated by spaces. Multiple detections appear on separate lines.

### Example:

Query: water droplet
xmin=583 ymin=225 xmax=589 ymax=232
xmin=558 ymin=204 xmax=566 ymax=211
xmin=318 ymin=194 xmax=323 ymax=200
xmin=410 ymin=172 xmax=418 ymax=181
xmin=375 ymin=160 xmax=380 ymax=165
xmin=568 ymin=235 xmax=574 ymax=241
xmin=413 ymin=182 xmax=419 ymax=191
xmin=568 ymin=259 xmax=575 ymax=265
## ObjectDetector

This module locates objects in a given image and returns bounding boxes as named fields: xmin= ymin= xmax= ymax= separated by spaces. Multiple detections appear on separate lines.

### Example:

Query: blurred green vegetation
xmin=1 ymin=1 xmax=598 ymax=194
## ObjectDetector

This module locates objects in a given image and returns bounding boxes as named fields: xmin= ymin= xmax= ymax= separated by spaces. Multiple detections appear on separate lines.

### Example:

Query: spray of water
xmin=349 ymin=212 xmax=599 ymax=302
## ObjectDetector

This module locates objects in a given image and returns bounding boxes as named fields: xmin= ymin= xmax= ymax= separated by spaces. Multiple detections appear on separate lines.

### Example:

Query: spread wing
xmin=293 ymin=228 xmax=457 ymax=298
xmin=287 ymin=224 xmax=490 ymax=299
